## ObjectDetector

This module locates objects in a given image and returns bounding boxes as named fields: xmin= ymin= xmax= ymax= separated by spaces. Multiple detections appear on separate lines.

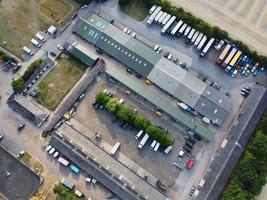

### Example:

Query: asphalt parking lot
xmin=0 ymin=146 xmax=40 ymax=200
xmin=72 ymin=73 xmax=203 ymax=186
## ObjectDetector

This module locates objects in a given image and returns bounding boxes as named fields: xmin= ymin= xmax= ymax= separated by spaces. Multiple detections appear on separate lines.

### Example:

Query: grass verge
xmin=37 ymin=54 xmax=86 ymax=111
xmin=120 ymin=0 xmax=149 ymax=21
xmin=20 ymin=152 xmax=32 ymax=166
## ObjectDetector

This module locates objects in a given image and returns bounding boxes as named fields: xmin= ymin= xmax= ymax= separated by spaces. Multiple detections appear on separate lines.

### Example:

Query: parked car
xmin=17 ymin=122 xmax=25 ymax=131
xmin=17 ymin=151 xmax=25 ymax=158
xmin=186 ymin=159 xmax=194 ymax=169
xmin=0 ymin=134 xmax=4 ymax=140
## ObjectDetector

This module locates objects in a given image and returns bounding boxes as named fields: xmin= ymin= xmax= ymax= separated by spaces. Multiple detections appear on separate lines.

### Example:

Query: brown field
xmin=0 ymin=0 xmax=78 ymax=56
xmin=170 ymin=0 xmax=267 ymax=56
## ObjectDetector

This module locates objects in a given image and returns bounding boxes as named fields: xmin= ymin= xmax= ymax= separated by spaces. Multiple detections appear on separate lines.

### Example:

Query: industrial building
xmin=64 ymin=38 xmax=99 ymax=67
xmin=73 ymin=13 xmax=232 ymax=126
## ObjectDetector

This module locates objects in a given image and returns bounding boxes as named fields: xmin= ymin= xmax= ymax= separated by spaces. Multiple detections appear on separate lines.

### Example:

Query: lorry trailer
xmin=216 ymin=44 xmax=232 ymax=65
xmin=161 ymin=16 xmax=176 ymax=34
xmin=171 ymin=20 xmax=183 ymax=36
xmin=200 ymin=38 xmax=215 ymax=57
xmin=138 ymin=133 xmax=149 ymax=149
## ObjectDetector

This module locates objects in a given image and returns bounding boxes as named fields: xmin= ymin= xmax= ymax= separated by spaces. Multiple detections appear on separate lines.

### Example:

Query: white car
xmin=53 ymin=151 xmax=59 ymax=158
xmin=123 ymin=27 xmax=128 ymax=33
xmin=231 ymin=69 xmax=238 ymax=77
xmin=81 ymin=5 xmax=88 ymax=9
xmin=48 ymin=147 xmax=55 ymax=155
xmin=57 ymin=44 xmax=63 ymax=50
xmin=45 ymin=145 xmax=52 ymax=152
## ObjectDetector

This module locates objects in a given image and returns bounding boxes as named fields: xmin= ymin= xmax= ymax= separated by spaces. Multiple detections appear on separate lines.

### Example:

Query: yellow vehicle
xmin=155 ymin=111 xmax=162 ymax=117
xmin=63 ymin=113 xmax=71 ymax=120
xmin=145 ymin=79 xmax=152 ymax=85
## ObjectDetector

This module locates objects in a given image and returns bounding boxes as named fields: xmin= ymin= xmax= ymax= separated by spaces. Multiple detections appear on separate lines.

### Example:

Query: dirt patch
xmin=170 ymin=0 xmax=267 ymax=55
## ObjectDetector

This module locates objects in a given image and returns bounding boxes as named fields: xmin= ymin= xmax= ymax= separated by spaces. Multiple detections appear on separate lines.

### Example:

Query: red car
xmin=186 ymin=159 xmax=194 ymax=169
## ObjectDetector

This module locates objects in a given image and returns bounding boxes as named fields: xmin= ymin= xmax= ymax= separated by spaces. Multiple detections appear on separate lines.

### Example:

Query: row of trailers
xmin=147 ymin=5 xmax=215 ymax=57
xmin=215 ymin=44 xmax=242 ymax=77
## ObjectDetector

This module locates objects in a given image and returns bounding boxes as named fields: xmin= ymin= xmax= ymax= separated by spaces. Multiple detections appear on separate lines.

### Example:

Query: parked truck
xmin=58 ymin=157 xmax=69 ymax=166
xmin=158 ymin=12 xmax=167 ymax=24
xmin=162 ymin=14 xmax=171 ymax=26
xmin=196 ymin=35 xmax=207 ymax=51
xmin=161 ymin=16 xmax=176 ymax=34
xmin=183 ymin=26 xmax=191 ymax=37
xmin=177 ymin=23 xmax=187 ymax=37
xmin=186 ymin=28 xmax=195 ymax=43
xmin=149 ymin=5 xmax=157 ymax=14
xmin=147 ymin=6 xmax=162 ymax=25
xmin=154 ymin=11 xmax=163 ymax=23
xmin=31 ymin=38 xmax=41 ymax=48
xmin=221 ymin=48 xmax=237 ymax=69
xmin=194 ymin=33 xmax=203 ymax=47
xmin=229 ymin=50 xmax=242 ymax=67
xmin=216 ymin=44 xmax=231 ymax=65
xmin=171 ymin=20 xmax=183 ymax=36
xmin=191 ymin=31 xmax=199 ymax=44
xmin=200 ymin=38 xmax=215 ymax=57
xmin=22 ymin=46 xmax=33 ymax=56
xmin=36 ymin=33 xmax=46 ymax=42
xmin=138 ymin=133 xmax=149 ymax=149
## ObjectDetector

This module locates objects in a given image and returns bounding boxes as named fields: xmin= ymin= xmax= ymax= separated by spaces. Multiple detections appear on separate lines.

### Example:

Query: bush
xmin=11 ymin=59 xmax=43 ymax=92
xmin=133 ymin=115 xmax=150 ymax=130
xmin=53 ymin=183 xmax=85 ymax=200
xmin=95 ymin=92 xmax=111 ymax=105
xmin=116 ymin=104 xmax=136 ymax=123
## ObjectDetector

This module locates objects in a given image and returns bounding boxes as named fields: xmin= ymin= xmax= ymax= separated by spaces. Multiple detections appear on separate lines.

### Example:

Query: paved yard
xmin=72 ymin=74 xmax=204 ymax=186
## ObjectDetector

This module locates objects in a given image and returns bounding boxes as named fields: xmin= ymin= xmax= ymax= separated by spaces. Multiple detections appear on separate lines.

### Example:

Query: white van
xmin=164 ymin=145 xmax=173 ymax=154
xmin=135 ymin=130 xmax=143 ymax=140
xmin=150 ymin=140 xmax=157 ymax=149
xmin=202 ymin=117 xmax=211 ymax=125
xmin=154 ymin=45 xmax=159 ymax=51
xmin=153 ymin=142 xmax=160 ymax=152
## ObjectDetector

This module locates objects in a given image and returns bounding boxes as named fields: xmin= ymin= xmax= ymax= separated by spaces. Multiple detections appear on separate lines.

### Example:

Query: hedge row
xmin=119 ymin=0 xmax=267 ymax=66
xmin=221 ymin=129 xmax=267 ymax=200
xmin=54 ymin=183 xmax=85 ymax=200
xmin=11 ymin=59 xmax=43 ymax=92
xmin=95 ymin=92 xmax=174 ymax=147
xmin=0 ymin=50 xmax=17 ymax=63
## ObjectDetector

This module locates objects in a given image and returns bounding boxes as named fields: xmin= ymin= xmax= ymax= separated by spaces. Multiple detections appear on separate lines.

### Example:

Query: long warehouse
xmin=73 ymin=13 xmax=232 ymax=126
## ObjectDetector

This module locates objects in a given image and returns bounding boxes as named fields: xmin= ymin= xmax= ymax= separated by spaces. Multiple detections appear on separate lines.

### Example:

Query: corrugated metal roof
xmin=148 ymin=57 xmax=206 ymax=107
xmin=70 ymin=43 xmax=98 ymax=66
xmin=106 ymin=66 xmax=214 ymax=142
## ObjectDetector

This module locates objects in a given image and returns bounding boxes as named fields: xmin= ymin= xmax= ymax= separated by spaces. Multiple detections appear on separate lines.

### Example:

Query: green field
xmin=0 ymin=0 xmax=78 ymax=56
xmin=120 ymin=0 xmax=149 ymax=21
xmin=37 ymin=54 xmax=86 ymax=111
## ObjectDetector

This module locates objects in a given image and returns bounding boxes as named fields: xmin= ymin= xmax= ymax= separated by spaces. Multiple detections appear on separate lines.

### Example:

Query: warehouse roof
xmin=148 ymin=57 xmax=206 ymax=106
xmin=73 ymin=14 xmax=161 ymax=77
xmin=106 ymin=66 xmax=214 ymax=142
xmin=64 ymin=39 xmax=98 ymax=67
xmin=74 ymin=13 xmax=232 ymax=126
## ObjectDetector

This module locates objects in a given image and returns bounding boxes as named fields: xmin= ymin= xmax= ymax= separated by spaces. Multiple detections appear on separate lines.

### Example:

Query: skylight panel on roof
xmin=94 ymin=33 xmax=98 ymax=38
xmin=90 ymin=18 xmax=94 ymax=22
xmin=102 ymin=25 xmax=105 ymax=29
xmin=88 ymin=30 xmax=92 ymax=35
xmin=84 ymin=26 xmax=87 ymax=30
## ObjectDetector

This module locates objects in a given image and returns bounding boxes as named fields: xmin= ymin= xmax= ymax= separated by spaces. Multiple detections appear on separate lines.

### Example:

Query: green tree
xmin=95 ymin=92 xmax=111 ymax=106
xmin=116 ymin=105 xmax=136 ymax=122
xmin=133 ymin=115 xmax=150 ymax=130
xmin=11 ymin=78 xmax=25 ymax=92
xmin=106 ymin=98 xmax=119 ymax=112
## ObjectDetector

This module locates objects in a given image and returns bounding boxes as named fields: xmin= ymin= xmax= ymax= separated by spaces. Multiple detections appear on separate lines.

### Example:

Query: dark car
xmin=111 ymin=114 xmax=117 ymax=123
xmin=187 ymin=136 xmax=196 ymax=144
xmin=50 ymin=51 xmax=56 ymax=57
xmin=193 ymin=133 xmax=202 ymax=141
xmin=122 ymin=122 xmax=129 ymax=129
xmin=186 ymin=141 xmax=194 ymax=148
xmin=183 ymin=145 xmax=191 ymax=154
xmin=119 ymin=121 xmax=125 ymax=127
xmin=17 ymin=122 xmax=25 ymax=131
